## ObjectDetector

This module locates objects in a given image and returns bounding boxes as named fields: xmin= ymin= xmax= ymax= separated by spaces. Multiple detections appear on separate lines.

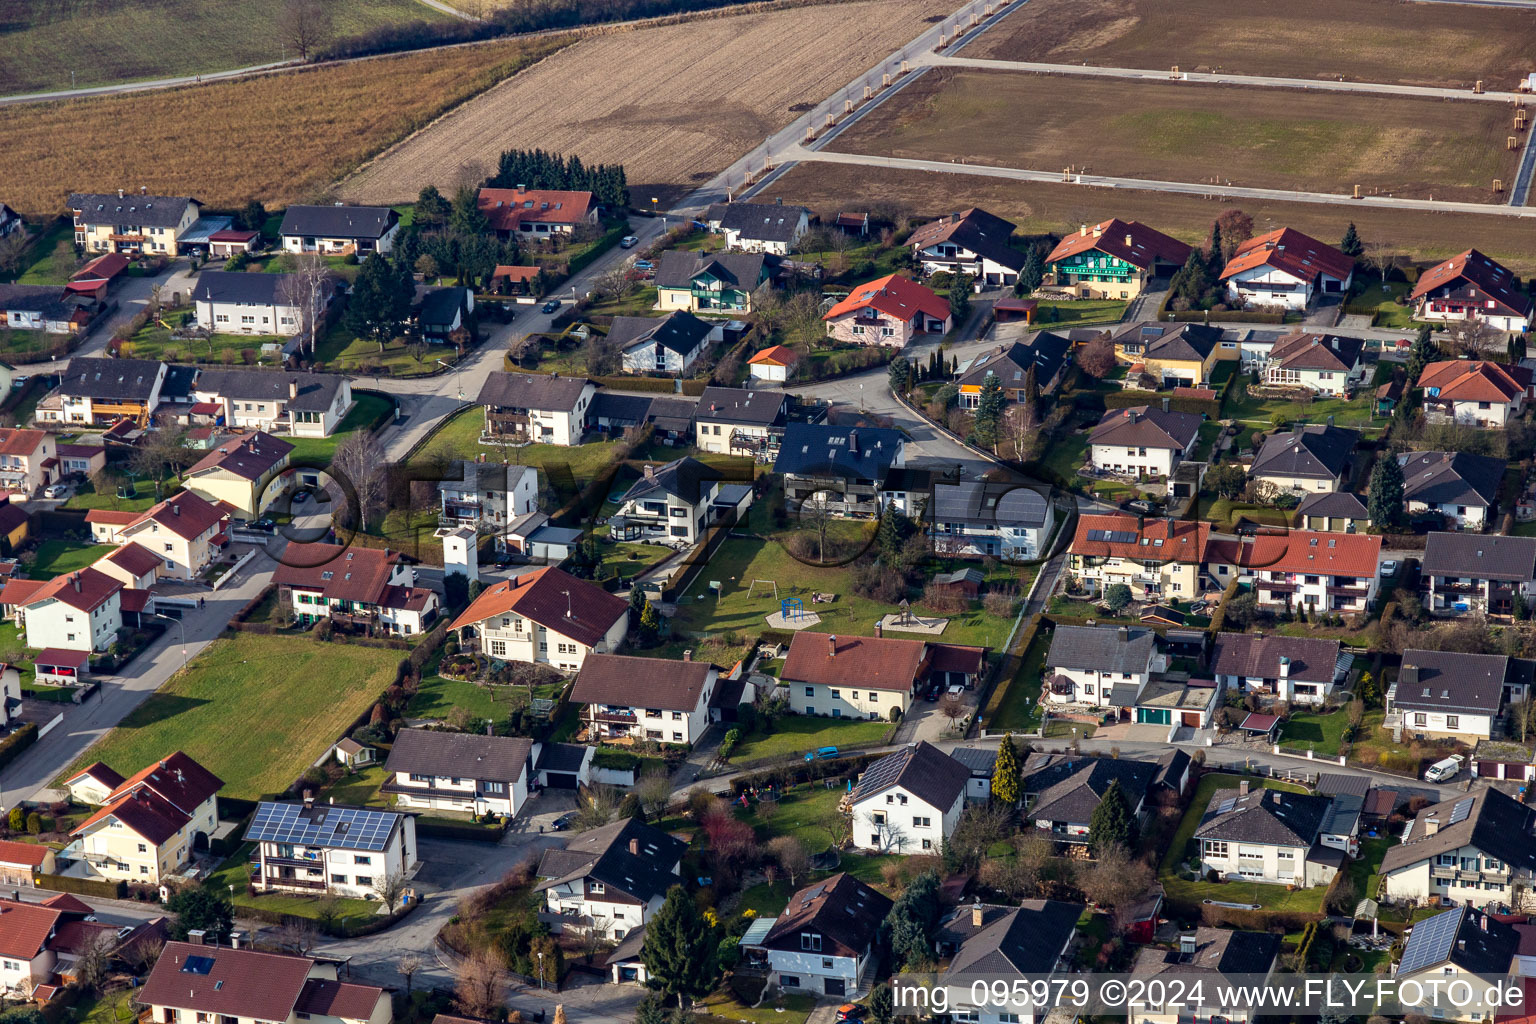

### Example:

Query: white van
xmin=1424 ymin=755 xmax=1464 ymax=783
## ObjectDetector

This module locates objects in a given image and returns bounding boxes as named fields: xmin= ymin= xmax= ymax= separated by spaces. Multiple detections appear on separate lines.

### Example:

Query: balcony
xmin=261 ymin=875 xmax=327 ymax=891
xmin=589 ymin=709 xmax=638 ymax=725
xmin=1326 ymin=585 xmax=1369 ymax=597
xmin=261 ymin=853 xmax=323 ymax=867
xmin=108 ymin=233 xmax=145 ymax=243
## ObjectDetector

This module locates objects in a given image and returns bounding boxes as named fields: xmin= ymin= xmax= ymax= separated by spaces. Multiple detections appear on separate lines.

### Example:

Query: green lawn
xmin=987 ymin=626 xmax=1048 ymax=732
xmin=319 ymin=764 xmax=389 ymax=807
xmin=59 ymin=633 xmax=402 ymax=799
xmin=406 ymin=653 xmax=564 ymax=724
xmin=1350 ymin=836 xmax=1396 ymax=902
xmin=312 ymin=322 xmax=446 ymax=377
xmin=1191 ymin=419 xmax=1223 ymax=462
xmin=61 ymin=474 xmax=180 ymax=513
xmin=700 ymin=990 xmax=815 ymax=1024
xmin=1344 ymin=280 xmax=1418 ymax=330
xmin=581 ymin=285 xmax=661 ymax=320
xmin=1222 ymin=383 xmax=1378 ymax=430
xmin=122 ymin=311 xmax=286 ymax=365
xmin=730 ymin=714 xmax=891 ymax=764
xmin=1279 ymin=708 xmax=1352 ymax=754
xmin=29 ymin=539 xmax=104 ymax=577
xmin=1032 ymin=299 xmax=1127 ymax=328
xmin=0 ymin=622 xmax=39 ymax=688
xmin=8 ymin=221 xmax=75 ymax=286
xmin=283 ymin=392 xmax=394 ymax=468
xmin=208 ymin=841 xmax=382 ymax=933
xmin=596 ymin=540 xmax=674 ymax=580
xmin=741 ymin=782 xmax=849 ymax=849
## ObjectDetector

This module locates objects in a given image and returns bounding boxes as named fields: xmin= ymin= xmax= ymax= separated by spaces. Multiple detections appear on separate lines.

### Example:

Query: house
xmin=1110 ymin=322 xmax=1226 ymax=386
xmin=535 ymin=818 xmax=685 ymax=940
xmin=1400 ymin=450 xmax=1504 ymax=530
xmin=775 ymin=423 xmax=905 ymax=515
xmin=490 ymin=265 xmax=541 ymax=297
xmin=272 ymin=543 xmax=437 ymax=636
xmin=950 ymin=746 xmax=998 ymax=802
xmin=780 ymin=630 xmax=929 ymax=719
xmin=140 ymin=944 xmax=390 ymax=1024
xmin=1210 ymin=632 xmax=1343 ymax=704
xmin=1044 ymin=219 xmax=1191 ymax=300
xmin=93 ymin=543 xmax=163 ymax=592
xmin=0 ymin=429 xmax=55 ymax=496
xmin=612 ymin=312 xmax=717 ymax=375
xmin=183 ymin=432 xmax=294 ymax=518
xmin=1397 ymin=906 xmax=1521 ymax=1021
xmin=0 ymin=284 xmax=79 ymax=336
xmin=935 ymin=900 xmax=1081 ymax=1024
xmin=1194 ymin=780 xmax=1348 ymax=886
xmin=502 ymin=512 xmax=584 ymax=563
xmin=117 ymin=491 xmax=232 ymax=580
xmin=43 ymin=357 xmax=165 ymax=427
xmin=0 ymin=499 xmax=29 ymax=556
xmin=13 ymin=568 xmax=123 ymax=653
xmin=692 ymin=386 xmax=788 ymax=457
xmin=655 ymin=250 xmax=774 ymax=313
xmin=955 ymin=333 xmax=1073 ymax=407
xmin=1044 ymin=625 xmax=1158 ymax=708
xmin=822 ymin=274 xmax=951 ymax=347
xmin=1130 ymin=927 xmax=1282 ymax=1024
xmin=66 ymin=751 xmax=222 ymax=884
xmin=1380 ymin=787 xmax=1536 ymax=908
xmin=929 ymin=479 xmax=1055 ymax=560
xmin=56 ymin=443 xmax=106 ymax=480
xmin=907 ymin=208 xmax=1024 ymax=285
xmin=747 ymin=344 xmax=800 ymax=384
xmin=62 ymin=763 xmax=125 ymax=806
xmin=1068 ymin=514 xmax=1210 ymax=602
xmin=412 ymin=286 xmax=473 ymax=344
xmin=1209 ymin=530 xmax=1381 ymax=613
xmin=192 ymin=368 xmax=356 ymax=438
xmin=848 ymin=741 xmax=968 ymax=854
xmin=1220 ymin=227 xmax=1355 ymax=310
xmin=1389 ymin=649 xmax=1512 ymax=741
xmin=1421 ymin=532 xmax=1536 ymax=616
xmin=1261 ymin=332 xmax=1366 ymax=395
xmin=437 ymin=461 xmax=539 ymax=541
xmin=192 ymin=271 xmax=316 ymax=336
xmin=67 ymin=191 xmax=201 ymax=255
xmin=570 ymin=652 xmax=717 ymax=745
xmin=707 ymin=201 xmax=810 ymax=255
xmin=1410 ymin=248 xmax=1533 ymax=333
xmin=477 ymin=187 xmax=597 ymax=238
xmin=0 ymin=892 xmax=129 ymax=998
xmin=207 ymin=228 xmax=260 ymax=258
xmin=382 ymin=729 xmax=533 ymax=817
xmin=0 ymin=841 xmax=54 ymax=886
xmin=278 ymin=205 xmax=399 ymax=255
xmin=246 ymin=796 xmax=416 ymax=899
xmin=880 ymin=466 xmax=932 ymax=516
xmin=1417 ymin=360 xmax=1530 ymax=428
xmin=1087 ymin=405 xmax=1202 ymax=481
xmin=1295 ymin=491 xmax=1371 ymax=533
xmin=1020 ymin=753 xmax=1159 ymax=844
xmin=1247 ymin=424 xmax=1359 ymax=495
xmin=448 ymin=566 xmax=629 ymax=672
xmin=749 ymin=873 xmax=891 ymax=998
xmin=612 ymin=457 xmax=721 ymax=546
xmin=475 ymin=373 xmax=594 ymax=446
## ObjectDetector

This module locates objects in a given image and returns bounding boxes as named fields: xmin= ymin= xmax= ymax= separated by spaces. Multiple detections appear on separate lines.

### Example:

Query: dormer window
xmin=800 ymin=932 xmax=821 ymax=952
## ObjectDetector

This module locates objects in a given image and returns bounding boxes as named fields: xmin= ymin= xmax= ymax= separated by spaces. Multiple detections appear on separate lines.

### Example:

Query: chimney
xmin=9 ymin=890 xmax=16 ymax=902
xmin=1092 ymin=224 xmax=1104 ymax=238
xmin=683 ymin=650 xmax=692 ymax=662
xmin=629 ymin=838 xmax=640 ymax=855
xmin=1117 ymin=626 xmax=1128 ymax=642
xmin=187 ymin=930 xmax=205 ymax=946
xmin=1332 ymin=336 xmax=1339 ymax=350
xmin=1079 ymin=224 xmax=1088 ymax=237
xmin=643 ymin=464 xmax=654 ymax=481
xmin=1161 ymin=397 xmax=1170 ymax=413
xmin=828 ymin=634 xmax=838 ymax=658
xmin=1124 ymin=233 xmax=1134 ymax=248
xmin=971 ymin=903 xmax=985 ymax=927
xmin=1458 ymin=939 xmax=1467 ymax=951
xmin=849 ymin=429 xmax=860 ymax=454
xmin=117 ymin=189 xmax=125 ymax=199
xmin=874 ymin=621 xmax=883 ymax=638
xmin=289 ymin=379 xmax=298 ymax=400
xmin=72 ymin=573 xmax=81 ymax=592
xmin=1239 ymin=780 xmax=1250 ymax=796
xmin=140 ymin=186 xmax=147 ymax=195
xmin=303 ymin=789 xmax=314 ymax=808
xmin=173 ymin=504 xmax=180 ymax=516
xmin=1278 ymin=656 xmax=1291 ymax=678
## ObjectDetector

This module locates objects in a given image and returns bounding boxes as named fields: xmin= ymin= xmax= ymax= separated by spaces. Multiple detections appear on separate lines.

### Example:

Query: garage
xmin=1182 ymin=712 xmax=1202 ymax=727
xmin=535 ymin=741 xmax=592 ymax=790
xmin=825 ymin=979 xmax=846 ymax=996
xmin=1137 ymin=708 xmax=1171 ymax=726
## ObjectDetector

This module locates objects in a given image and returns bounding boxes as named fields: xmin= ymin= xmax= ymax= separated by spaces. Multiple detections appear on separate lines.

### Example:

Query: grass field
xmin=833 ymin=69 xmax=1517 ymax=204
xmin=283 ymin=392 xmax=395 ymax=468
xmin=311 ymin=324 xmax=444 ymax=377
xmin=986 ymin=626 xmax=1048 ymax=732
xmin=730 ymin=714 xmax=892 ymax=763
xmin=742 ymin=782 xmax=850 ymax=849
xmin=29 ymin=540 xmax=104 ymax=578
xmin=60 ymin=633 xmax=401 ymax=799
xmin=339 ymin=0 xmax=958 ymax=204
xmin=415 ymin=407 xmax=626 ymax=494
xmin=962 ymin=0 xmax=1536 ymax=91
xmin=0 ymin=37 xmax=568 ymax=217
xmin=2 ymin=0 xmax=451 ymax=96
xmin=208 ymin=841 xmax=381 ymax=933
xmin=765 ymin=162 xmax=1536 ymax=276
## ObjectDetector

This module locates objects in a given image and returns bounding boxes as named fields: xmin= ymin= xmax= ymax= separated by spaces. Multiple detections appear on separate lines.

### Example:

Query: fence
xmin=210 ymin=548 xmax=258 ymax=590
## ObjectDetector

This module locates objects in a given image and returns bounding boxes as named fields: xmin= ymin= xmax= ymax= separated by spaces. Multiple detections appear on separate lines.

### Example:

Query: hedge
xmin=0 ymin=723 xmax=38 ymax=773
xmin=34 ymin=872 xmax=126 ymax=900
xmin=1103 ymin=389 xmax=1220 ymax=418
xmin=565 ymin=224 xmax=632 ymax=278
xmin=416 ymin=818 xmax=505 ymax=843
xmin=1206 ymin=578 xmax=1242 ymax=634
xmin=231 ymin=897 xmax=417 ymax=937
xmin=1159 ymin=299 xmax=1289 ymax=325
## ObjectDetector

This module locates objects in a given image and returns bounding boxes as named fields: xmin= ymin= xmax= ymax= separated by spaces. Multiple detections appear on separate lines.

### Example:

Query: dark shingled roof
xmin=570 ymin=652 xmax=713 ymax=713
xmin=278 ymin=204 xmax=397 ymax=240
xmin=1295 ymin=490 xmax=1370 ymax=521
xmin=192 ymin=270 xmax=292 ymax=305
xmin=1250 ymin=424 xmax=1359 ymax=481
xmin=0 ymin=284 xmax=75 ymax=321
xmin=1021 ymin=755 xmax=1158 ymax=825
xmin=773 ymin=422 xmax=904 ymax=479
xmin=908 ymin=208 xmax=1024 ymax=271
xmin=1396 ymin=648 xmax=1507 ymax=714
xmin=1381 ymin=786 xmax=1536 ymax=876
xmin=955 ymin=334 xmax=1072 ymax=391
xmin=1400 ymin=450 xmax=1504 ymax=509
xmin=621 ymin=456 xmax=720 ymax=506
xmin=1090 ymin=406 xmax=1202 ymax=451
xmin=1112 ymin=321 xmax=1222 ymax=364
xmin=1210 ymin=632 xmax=1339 ymax=685
xmin=1132 ymin=927 xmax=1281 ymax=980
xmin=693 ymin=386 xmax=786 ymax=426
xmin=1423 ymin=532 xmax=1536 ymax=582
xmin=713 ymin=202 xmax=809 ymax=244
xmin=655 ymin=250 xmax=771 ymax=291
xmin=476 ymin=372 xmax=591 ymax=411
xmin=69 ymin=192 xmax=196 ymax=229
xmin=534 ymin=818 xmax=685 ymax=904
xmin=1194 ymin=786 xmax=1333 ymax=847
xmin=1045 ymin=624 xmax=1156 ymax=675
xmin=193 ymin=368 xmax=347 ymax=413
xmin=949 ymin=746 xmax=998 ymax=777
xmin=60 ymin=357 xmax=162 ymax=400
xmin=939 ymin=900 xmax=1082 ymax=978
xmin=608 ymin=311 xmax=714 ymax=356
xmin=1399 ymin=906 xmax=1520 ymax=977
xmin=384 ymin=729 xmax=532 ymax=783
xmin=761 ymin=873 xmax=892 ymax=958
xmin=849 ymin=741 xmax=969 ymax=812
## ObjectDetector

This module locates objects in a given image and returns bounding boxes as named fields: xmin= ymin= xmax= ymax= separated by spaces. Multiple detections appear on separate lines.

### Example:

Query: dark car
xmin=291 ymin=490 xmax=310 ymax=504
xmin=249 ymin=518 xmax=277 ymax=532
xmin=541 ymin=300 xmax=561 ymax=314
xmin=924 ymin=683 xmax=943 ymax=702
xmin=835 ymin=1006 xmax=865 ymax=1023
xmin=551 ymin=811 xmax=579 ymax=831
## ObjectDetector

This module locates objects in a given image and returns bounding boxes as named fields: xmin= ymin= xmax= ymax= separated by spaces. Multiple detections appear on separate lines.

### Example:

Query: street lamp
xmin=435 ymin=359 xmax=464 ymax=402
xmin=155 ymin=612 xmax=188 ymax=672
xmin=536 ymin=951 xmax=545 ymax=990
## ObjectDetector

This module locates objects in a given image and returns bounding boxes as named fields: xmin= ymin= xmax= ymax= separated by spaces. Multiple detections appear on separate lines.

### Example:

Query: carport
xmin=535 ymin=741 xmax=592 ymax=790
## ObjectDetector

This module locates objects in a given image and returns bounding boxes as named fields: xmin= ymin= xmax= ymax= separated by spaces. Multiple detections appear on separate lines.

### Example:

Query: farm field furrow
xmin=961 ymin=0 xmax=1536 ymax=91
xmin=339 ymin=0 xmax=961 ymax=206
xmin=765 ymin=160 xmax=1536 ymax=275
xmin=828 ymin=68 xmax=1521 ymax=204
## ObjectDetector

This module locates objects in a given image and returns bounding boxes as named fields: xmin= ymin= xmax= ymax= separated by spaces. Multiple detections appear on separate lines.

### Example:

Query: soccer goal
xmin=746 ymin=579 xmax=779 ymax=600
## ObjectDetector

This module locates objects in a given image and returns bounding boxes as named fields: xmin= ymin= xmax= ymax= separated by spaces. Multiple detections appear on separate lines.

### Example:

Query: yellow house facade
xmin=183 ymin=432 xmax=294 ymax=518
xmin=67 ymin=191 xmax=201 ymax=256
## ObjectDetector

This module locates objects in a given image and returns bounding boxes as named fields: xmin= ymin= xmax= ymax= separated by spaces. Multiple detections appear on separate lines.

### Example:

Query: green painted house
xmin=1043 ymin=218 xmax=1191 ymax=300
xmin=654 ymin=250 xmax=775 ymax=313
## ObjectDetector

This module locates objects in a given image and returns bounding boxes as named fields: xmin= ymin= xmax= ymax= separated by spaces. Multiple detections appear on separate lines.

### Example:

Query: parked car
xmin=1126 ymin=499 xmax=1158 ymax=514
xmin=249 ymin=517 xmax=277 ymax=532
xmin=551 ymin=811 xmax=579 ymax=831
xmin=11 ymin=376 xmax=28 ymax=389
xmin=291 ymin=490 xmax=310 ymax=504
xmin=619 ymin=235 xmax=638 ymax=248
xmin=541 ymin=300 xmax=561 ymax=314
xmin=1380 ymin=559 xmax=1400 ymax=576
xmin=924 ymin=683 xmax=943 ymax=702
xmin=1424 ymin=754 xmax=1464 ymax=783
xmin=835 ymin=1006 xmax=865 ymax=1023
xmin=632 ymin=259 xmax=654 ymax=271
xmin=42 ymin=483 xmax=67 ymax=499
xmin=804 ymin=746 xmax=839 ymax=762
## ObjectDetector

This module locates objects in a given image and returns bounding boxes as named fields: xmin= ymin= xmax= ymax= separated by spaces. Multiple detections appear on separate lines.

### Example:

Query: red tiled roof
xmin=207 ymin=229 xmax=259 ymax=243
xmin=84 ymin=509 xmax=141 ymax=526
xmin=107 ymin=750 xmax=224 ymax=814
xmin=748 ymin=344 xmax=799 ymax=366
xmin=51 ymin=918 xmax=116 ymax=955
xmin=0 ymin=899 xmax=66 ymax=960
xmin=0 ymin=840 xmax=48 ymax=868
xmin=71 ymin=252 xmax=131 ymax=282
xmin=0 ymin=429 xmax=46 ymax=457
xmin=1070 ymin=513 xmax=1210 ymax=563
xmin=35 ymin=648 xmax=90 ymax=670
xmin=449 ymin=567 xmax=628 ymax=648
xmin=1410 ymin=248 xmax=1532 ymax=319
xmin=64 ymin=761 xmax=124 ymax=790
xmin=119 ymin=590 xmax=151 ymax=614
xmin=381 ymin=584 xmax=434 ymax=613
xmin=782 ymin=631 xmax=928 ymax=692
xmin=294 ymin=979 xmax=384 ymax=1021
xmin=571 ymin=653 xmax=714 ymax=712
xmin=1210 ymin=530 xmax=1381 ymax=577
xmin=101 ymin=543 xmax=163 ymax=578
xmin=21 ymin=568 xmax=122 ymax=613
xmin=273 ymin=542 xmax=400 ymax=606
xmin=823 ymin=273 xmax=949 ymax=324
xmin=477 ymin=188 xmax=596 ymax=232
xmin=187 ymin=431 xmax=293 ymax=482
xmin=1220 ymin=227 xmax=1354 ymax=285
xmin=125 ymin=490 xmax=229 ymax=541
xmin=72 ymin=788 xmax=187 ymax=846
xmin=1418 ymin=360 xmax=1526 ymax=404
xmin=1045 ymin=218 xmax=1191 ymax=272
xmin=188 ymin=401 xmax=222 ymax=415
xmin=57 ymin=443 xmax=104 ymax=460
xmin=39 ymin=893 xmax=92 ymax=914
xmin=141 ymin=942 xmax=317 ymax=1022
xmin=491 ymin=265 xmax=540 ymax=283
xmin=0 ymin=579 xmax=44 ymax=607
xmin=927 ymin=643 xmax=987 ymax=676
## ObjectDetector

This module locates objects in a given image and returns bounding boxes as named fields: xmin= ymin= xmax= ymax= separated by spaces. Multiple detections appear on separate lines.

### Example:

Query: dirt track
xmin=339 ymin=0 xmax=958 ymax=204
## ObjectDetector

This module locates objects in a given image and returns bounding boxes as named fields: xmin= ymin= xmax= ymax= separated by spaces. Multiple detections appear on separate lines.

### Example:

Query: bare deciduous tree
xmin=278 ymin=252 xmax=332 ymax=356
xmin=1002 ymin=402 xmax=1040 ymax=462
xmin=635 ymin=768 xmax=673 ymax=819
xmin=797 ymin=491 xmax=836 ymax=562
xmin=330 ymin=429 xmax=387 ymax=533
xmin=131 ymin=411 xmax=193 ymax=488
xmin=279 ymin=0 xmax=333 ymax=60
xmin=1364 ymin=241 xmax=1402 ymax=285
xmin=577 ymin=783 xmax=621 ymax=828
xmin=398 ymin=954 xmax=424 ymax=993
xmin=276 ymin=919 xmax=320 ymax=956
xmin=455 ymin=950 xmax=505 ymax=1019
xmin=1078 ymin=844 xmax=1156 ymax=930
xmin=371 ymin=869 xmax=409 ymax=914
xmin=783 ymin=290 xmax=826 ymax=349
xmin=766 ymin=835 xmax=810 ymax=887
xmin=73 ymin=930 xmax=116 ymax=992
xmin=0 ymin=233 xmax=27 ymax=277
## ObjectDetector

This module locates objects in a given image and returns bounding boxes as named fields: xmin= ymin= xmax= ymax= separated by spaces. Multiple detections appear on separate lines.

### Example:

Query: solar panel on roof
xmin=182 ymin=956 xmax=215 ymax=975
xmin=1216 ymin=797 xmax=1237 ymax=814
xmin=246 ymin=801 xmax=399 ymax=851
xmin=1448 ymin=798 xmax=1474 ymax=825
xmin=1399 ymin=908 xmax=1462 ymax=976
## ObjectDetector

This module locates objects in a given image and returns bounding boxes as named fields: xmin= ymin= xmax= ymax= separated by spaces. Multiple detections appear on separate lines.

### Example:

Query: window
xmin=590 ymin=882 xmax=605 ymax=894
xmin=1414 ymin=713 xmax=1427 ymax=727
xmin=1447 ymin=716 xmax=1460 ymax=730
xmin=781 ymin=976 xmax=800 ymax=988
xmin=800 ymin=933 xmax=821 ymax=952
xmin=913 ymin=816 xmax=930 ymax=828
xmin=671 ymin=711 xmax=683 ymax=720
xmin=1205 ymin=840 xmax=1228 ymax=857
xmin=805 ymin=686 xmax=814 ymax=697
xmin=139 ymin=865 xmax=149 ymax=875
xmin=831 ymin=689 xmax=840 ymax=698
xmin=867 ymin=692 xmax=877 ymax=702
xmin=484 ymin=781 xmax=505 ymax=795
xmin=872 ymin=812 xmax=886 ymax=825
xmin=822 ymin=959 xmax=833 ymax=969
xmin=355 ymin=855 xmax=372 ymax=865
xmin=921 ymin=839 xmax=932 ymax=849
xmin=331 ymin=874 xmax=348 ymax=884
xmin=138 ymin=843 xmax=147 ymax=853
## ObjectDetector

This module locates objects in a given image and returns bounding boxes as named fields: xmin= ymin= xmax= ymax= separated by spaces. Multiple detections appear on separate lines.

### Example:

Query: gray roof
xmin=415 ymin=286 xmax=469 ymax=330
xmin=1423 ymin=532 xmax=1536 ymax=582
xmin=192 ymin=270 xmax=291 ymax=305
xmin=761 ymin=873 xmax=891 ymax=958
xmin=621 ymin=457 xmax=720 ymax=505
xmin=939 ymin=900 xmax=1082 ymax=979
xmin=714 ymin=202 xmax=809 ymax=244
xmin=931 ymin=480 xmax=1051 ymax=530
xmin=955 ymin=334 xmax=1072 ymax=390
xmin=1209 ymin=632 xmax=1339 ymax=684
xmin=278 ymin=204 xmax=397 ymax=240
xmin=693 ymin=386 xmax=786 ymax=426
xmin=588 ymin=392 xmax=654 ymax=425
xmin=535 ymin=742 xmax=590 ymax=774
xmin=0 ymin=283 xmax=74 ymax=320
xmin=193 ymin=367 xmax=347 ymax=412
xmin=655 ymin=250 xmax=771 ymax=291
xmin=1399 ymin=906 xmax=1520 ymax=977
xmin=849 ymin=741 xmax=969 ymax=811
xmin=1193 ymin=786 xmax=1333 ymax=847
xmin=1090 ymin=406 xmax=1202 ymax=450
xmin=1112 ymin=321 xmax=1222 ymax=363
xmin=1382 ymin=787 xmax=1536 ymax=876
xmin=1250 ymin=424 xmax=1359 ymax=480
xmin=477 ymin=372 xmax=591 ymax=411
xmin=384 ymin=728 xmax=532 ymax=783
xmin=1132 ymin=927 xmax=1280 ymax=981
xmin=1399 ymin=450 xmax=1503 ymax=509
xmin=949 ymin=746 xmax=998 ymax=777
xmin=60 ymin=357 xmax=162 ymax=400
xmin=68 ymin=192 xmax=197 ymax=229
xmin=1395 ymin=649 xmax=1507 ymax=714
xmin=1315 ymin=772 xmax=1370 ymax=798
xmin=774 ymin=422 xmax=904 ymax=479
xmin=1295 ymin=490 xmax=1370 ymax=520
xmin=534 ymin=818 xmax=685 ymax=904
xmin=1021 ymin=755 xmax=1158 ymax=825
xmin=608 ymin=311 xmax=713 ymax=356
xmin=1045 ymin=625 xmax=1156 ymax=674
